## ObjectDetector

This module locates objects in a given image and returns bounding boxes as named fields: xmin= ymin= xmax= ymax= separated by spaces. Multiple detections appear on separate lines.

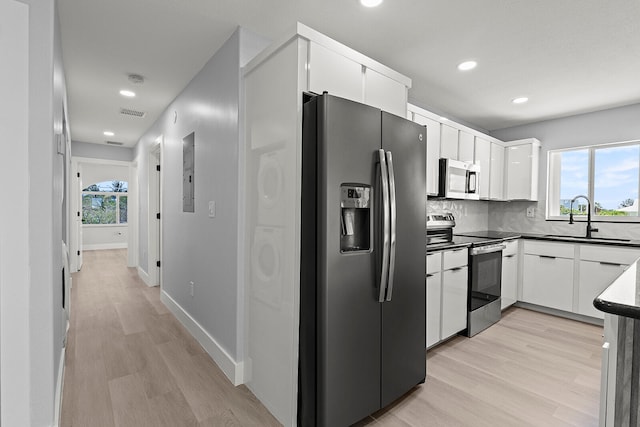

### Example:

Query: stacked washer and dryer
xmin=251 ymin=140 xmax=287 ymax=309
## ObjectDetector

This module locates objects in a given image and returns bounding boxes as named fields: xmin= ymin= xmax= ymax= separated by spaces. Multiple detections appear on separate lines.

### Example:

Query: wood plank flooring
xmin=61 ymin=249 xmax=603 ymax=426
xmin=60 ymin=249 xmax=280 ymax=427
xmin=356 ymin=307 xmax=603 ymax=427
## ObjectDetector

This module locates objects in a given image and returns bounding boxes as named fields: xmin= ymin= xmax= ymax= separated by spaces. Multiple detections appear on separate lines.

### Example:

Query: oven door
xmin=469 ymin=249 xmax=502 ymax=311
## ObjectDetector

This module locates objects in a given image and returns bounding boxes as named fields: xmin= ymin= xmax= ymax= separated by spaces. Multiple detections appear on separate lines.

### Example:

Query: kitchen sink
xmin=544 ymin=234 xmax=631 ymax=242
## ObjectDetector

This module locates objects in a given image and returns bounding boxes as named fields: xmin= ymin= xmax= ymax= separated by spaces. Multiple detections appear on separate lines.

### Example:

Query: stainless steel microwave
xmin=438 ymin=158 xmax=480 ymax=200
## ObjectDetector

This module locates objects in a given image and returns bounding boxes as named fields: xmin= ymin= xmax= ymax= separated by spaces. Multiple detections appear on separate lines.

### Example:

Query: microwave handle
xmin=468 ymin=171 xmax=477 ymax=193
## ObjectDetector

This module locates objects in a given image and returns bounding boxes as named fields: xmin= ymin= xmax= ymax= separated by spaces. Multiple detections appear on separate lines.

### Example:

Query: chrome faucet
xmin=569 ymin=195 xmax=599 ymax=238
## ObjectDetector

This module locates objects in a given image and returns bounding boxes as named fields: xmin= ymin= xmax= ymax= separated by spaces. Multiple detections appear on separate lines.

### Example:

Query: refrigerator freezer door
xmin=316 ymin=95 xmax=382 ymax=427
xmin=380 ymin=112 xmax=427 ymax=407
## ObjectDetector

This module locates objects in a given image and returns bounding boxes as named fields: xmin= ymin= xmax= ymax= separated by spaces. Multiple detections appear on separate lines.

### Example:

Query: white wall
xmin=1 ymin=0 xmax=67 ymax=425
xmin=71 ymin=140 xmax=134 ymax=162
xmin=135 ymin=27 xmax=270 ymax=382
xmin=0 ymin=2 xmax=31 ymax=424
xmin=83 ymin=226 xmax=128 ymax=250
xmin=80 ymin=162 xmax=129 ymax=186
xmin=489 ymin=103 xmax=640 ymax=238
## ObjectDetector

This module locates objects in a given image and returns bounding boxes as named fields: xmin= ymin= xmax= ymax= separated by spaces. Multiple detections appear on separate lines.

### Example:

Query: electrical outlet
xmin=189 ymin=281 xmax=195 ymax=297
xmin=526 ymin=207 xmax=535 ymax=218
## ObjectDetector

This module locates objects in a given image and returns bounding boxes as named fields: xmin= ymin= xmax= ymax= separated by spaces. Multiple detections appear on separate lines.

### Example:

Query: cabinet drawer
xmin=524 ymin=240 xmax=574 ymax=258
xmin=443 ymin=248 xmax=468 ymax=270
xmin=502 ymin=240 xmax=518 ymax=257
xmin=580 ymin=244 xmax=640 ymax=265
xmin=426 ymin=252 xmax=442 ymax=274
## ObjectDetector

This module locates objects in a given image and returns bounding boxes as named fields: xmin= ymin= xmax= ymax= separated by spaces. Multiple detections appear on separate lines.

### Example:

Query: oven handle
xmin=469 ymin=243 xmax=506 ymax=256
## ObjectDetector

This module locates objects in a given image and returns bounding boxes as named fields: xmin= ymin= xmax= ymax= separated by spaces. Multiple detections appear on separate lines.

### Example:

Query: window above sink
xmin=547 ymin=139 xmax=640 ymax=222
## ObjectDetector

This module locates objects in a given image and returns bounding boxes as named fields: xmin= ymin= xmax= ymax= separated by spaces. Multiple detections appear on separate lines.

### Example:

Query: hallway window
xmin=82 ymin=180 xmax=128 ymax=224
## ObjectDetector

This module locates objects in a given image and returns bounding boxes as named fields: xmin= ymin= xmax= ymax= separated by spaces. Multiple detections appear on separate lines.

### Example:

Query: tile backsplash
xmin=429 ymin=198 xmax=640 ymax=240
xmin=488 ymin=199 xmax=640 ymax=240
xmin=427 ymin=199 xmax=490 ymax=232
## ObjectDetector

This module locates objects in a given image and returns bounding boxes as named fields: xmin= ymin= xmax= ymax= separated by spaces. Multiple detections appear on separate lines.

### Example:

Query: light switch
xmin=208 ymin=201 xmax=216 ymax=218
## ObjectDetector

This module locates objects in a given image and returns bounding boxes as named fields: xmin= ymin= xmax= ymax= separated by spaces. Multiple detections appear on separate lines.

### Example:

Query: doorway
xmin=148 ymin=139 xmax=162 ymax=287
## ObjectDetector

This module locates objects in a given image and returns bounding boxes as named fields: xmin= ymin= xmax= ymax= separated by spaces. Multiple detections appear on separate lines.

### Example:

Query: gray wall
xmin=488 ymin=103 xmax=640 ymax=238
xmin=135 ymin=27 xmax=269 ymax=362
xmin=72 ymin=140 xmax=134 ymax=162
xmin=1 ymin=0 xmax=68 ymax=424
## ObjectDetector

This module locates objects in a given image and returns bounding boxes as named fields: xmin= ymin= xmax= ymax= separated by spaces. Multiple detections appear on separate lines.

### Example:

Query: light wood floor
xmin=357 ymin=307 xmax=603 ymax=427
xmin=62 ymin=250 xmax=603 ymax=427
xmin=60 ymin=249 xmax=280 ymax=426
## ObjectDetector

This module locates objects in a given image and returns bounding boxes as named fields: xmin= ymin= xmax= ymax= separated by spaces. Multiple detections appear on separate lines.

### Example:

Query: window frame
xmin=81 ymin=191 xmax=128 ymax=226
xmin=547 ymin=139 xmax=640 ymax=223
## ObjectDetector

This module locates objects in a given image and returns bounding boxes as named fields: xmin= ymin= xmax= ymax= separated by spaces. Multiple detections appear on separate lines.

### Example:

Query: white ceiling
xmin=58 ymin=0 xmax=640 ymax=148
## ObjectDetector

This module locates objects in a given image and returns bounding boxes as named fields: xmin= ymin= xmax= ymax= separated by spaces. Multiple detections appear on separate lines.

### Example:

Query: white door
xmin=76 ymin=164 xmax=83 ymax=270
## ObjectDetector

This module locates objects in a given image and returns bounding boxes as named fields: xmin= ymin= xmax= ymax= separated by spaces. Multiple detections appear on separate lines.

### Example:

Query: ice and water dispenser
xmin=340 ymin=184 xmax=371 ymax=253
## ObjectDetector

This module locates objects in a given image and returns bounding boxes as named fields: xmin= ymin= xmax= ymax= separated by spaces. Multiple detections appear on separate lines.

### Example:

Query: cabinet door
xmin=489 ymin=143 xmax=505 ymax=200
xmin=442 ymin=267 xmax=468 ymax=339
xmin=505 ymin=144 xmax=532 ymax=200
xmin=413 ymin=114 xmax=440 ymax=195
xmin=578 ymin=260 xmax=627 ymax=319
xmin=458 ymin=131 xmax=475 ymax=163
xmin=440 ymin=124 xmax=459 ymax=160
xmin=474 ymin=137 xmax=491 ymax=199
xmin=364 ymin=68 xmax=407 ymax=117
xmin=501 ymin=253 xmax=518 ymax=309
xmin=308 ymin=42 xmax=363 ymax=103
xmin=522 ymin=254 xmax=574 ymax=311
xmin=426 ymin=273 xmax=442 ymax=347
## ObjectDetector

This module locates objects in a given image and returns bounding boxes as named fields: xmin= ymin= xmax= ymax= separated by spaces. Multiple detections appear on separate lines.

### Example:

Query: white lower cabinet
xmin=578 ymin=261 xmax=626 ymax=319
xmin=522 ymin=241 xmax=575 ymax=312
xmin=578 ymin=245 xmax=640 ymax=319
xmin=426 ymin=248 xmax=468 ymax=347
xmin=441 ymin=266 xmax=468 ymax=340
xmin=522 ymin=254 xmax=574 ymax=311
xmin=426 ymin=272 xmax=442 ymax=348
xmin=501 ymin=249 xmax=518 ymax=309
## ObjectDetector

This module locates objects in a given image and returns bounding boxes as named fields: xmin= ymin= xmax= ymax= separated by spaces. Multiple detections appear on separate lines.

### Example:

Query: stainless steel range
xmin=466 ymin=240 xmax=505 ymax=336
xmin=427 ymin=213 xmax=505 ymax=337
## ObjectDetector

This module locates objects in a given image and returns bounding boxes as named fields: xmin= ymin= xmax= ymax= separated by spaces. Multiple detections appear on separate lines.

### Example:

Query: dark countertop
xmin=425 ymin=229 xmax=640 ymax=318
xmin=456 ymin=230 xmax=640 ymax=248
xmin=594 ymin=262 xmax=640 ymax=320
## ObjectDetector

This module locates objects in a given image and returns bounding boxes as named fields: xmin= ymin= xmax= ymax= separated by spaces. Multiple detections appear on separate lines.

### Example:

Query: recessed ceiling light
xmin=457 ymin=61 xmax=477 ymax=71
xmin=360 ymin=0 xmax=383 ymax=7
xmin=119 ymin=89 xmax=136 ymax=97
xmin=103 ymin=131 xmax=115 ymax=136
xmin=439 ymin=116 xmax=449 ymax=121
xmin=512 ymin=97 xmax=529 ymax=104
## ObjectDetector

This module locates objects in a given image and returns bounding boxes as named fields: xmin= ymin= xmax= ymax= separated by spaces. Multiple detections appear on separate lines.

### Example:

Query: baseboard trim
xmin=54 ymin=346 xmax=66 ymax=427
xmin=160 ymin=290 xmax=244 ymax=385
xmin=137 ymin=266 xmax=155 ymax=287
xmin=514 ymin=302 xmax=604 ymax=326
xmin=83 ymin=243 xmax=127 ymax=251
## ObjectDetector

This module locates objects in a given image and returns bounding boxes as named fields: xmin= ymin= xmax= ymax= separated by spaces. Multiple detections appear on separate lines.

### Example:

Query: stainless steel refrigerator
xmin=299 ymin=94 xmax=426 ymax=427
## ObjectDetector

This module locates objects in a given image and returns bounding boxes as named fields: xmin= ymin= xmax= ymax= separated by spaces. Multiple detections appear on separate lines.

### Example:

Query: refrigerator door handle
xmin=385 ymin=151 xmax=397 ymax=301
xmin=378 ymin=149 xmax=390 ymax=303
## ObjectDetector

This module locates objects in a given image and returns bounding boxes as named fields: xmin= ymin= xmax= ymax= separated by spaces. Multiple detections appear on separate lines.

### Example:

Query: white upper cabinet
xmin=505 ymin=138 xmax=541 ymax=201
xmin=489 ymin=143 xmax=505 ymax=200
xmin=474 ymin=137 xmax=491 ymax=199
xmin=308 ymin=42 xmax=409 ymax=117
xmin=308 ymin=42 xmax=363 ymax=102
xmin=458 ymin=131 xmax=475 ymax=163
xmin=440 ymin=124 xmax=459 ymax=160
xmin=364 ymin=68 xmax=407 ymax=117
xmin=412 ymin=113 xmax=440 ymax=195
